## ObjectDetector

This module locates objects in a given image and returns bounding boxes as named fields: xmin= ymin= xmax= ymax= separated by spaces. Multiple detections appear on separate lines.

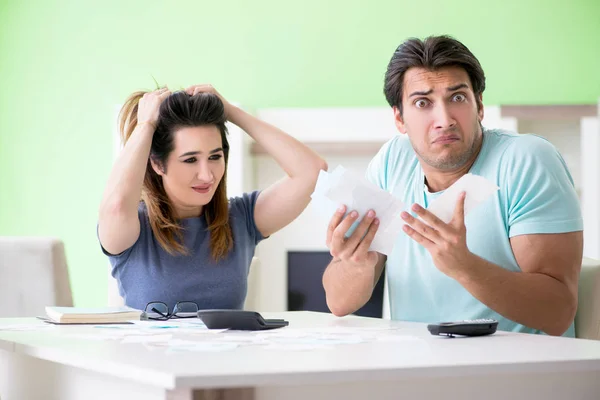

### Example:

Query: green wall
xmin=1 ymin=0 xmax=599 ymax=306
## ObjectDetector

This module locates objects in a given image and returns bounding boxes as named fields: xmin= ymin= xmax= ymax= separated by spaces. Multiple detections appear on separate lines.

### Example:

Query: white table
xmin=0 ymin=311 xmax=599 ymax=400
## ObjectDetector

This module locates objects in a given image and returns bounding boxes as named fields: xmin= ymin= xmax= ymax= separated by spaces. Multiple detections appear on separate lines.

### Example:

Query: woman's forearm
xmin=100 ymin=123 xmax=154 ymax=214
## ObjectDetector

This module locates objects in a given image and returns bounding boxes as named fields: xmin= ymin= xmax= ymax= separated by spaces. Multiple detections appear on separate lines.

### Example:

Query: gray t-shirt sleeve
xmin=229 ymin=190 xmax=268 ymax=246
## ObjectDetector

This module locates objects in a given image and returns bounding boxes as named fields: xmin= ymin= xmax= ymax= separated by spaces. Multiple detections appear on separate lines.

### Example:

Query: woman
xmin=98 ymin=84 xmax=327 ymax=313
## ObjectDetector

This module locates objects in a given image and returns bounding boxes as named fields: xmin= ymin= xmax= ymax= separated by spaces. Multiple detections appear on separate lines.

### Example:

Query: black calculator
xmin=427 ymin=319 xmax=498 ymax=337
xmin=197 ymin=310 xmax=289 ymax=331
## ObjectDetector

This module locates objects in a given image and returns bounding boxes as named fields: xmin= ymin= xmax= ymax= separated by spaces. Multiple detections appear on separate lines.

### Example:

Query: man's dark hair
xmin=384 ymin=35 xmax=486 ymax=115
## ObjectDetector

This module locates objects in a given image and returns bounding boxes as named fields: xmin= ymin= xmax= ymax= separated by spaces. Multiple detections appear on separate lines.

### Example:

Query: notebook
xmin=44 ymin=306 xmax=142 ymax=324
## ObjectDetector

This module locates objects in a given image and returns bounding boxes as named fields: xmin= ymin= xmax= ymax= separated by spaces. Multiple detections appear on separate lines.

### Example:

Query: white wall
xmin=224 ymin=121 xmax=253 ymax=198
xmin=581 ymin=116 xmax=600 ymax=259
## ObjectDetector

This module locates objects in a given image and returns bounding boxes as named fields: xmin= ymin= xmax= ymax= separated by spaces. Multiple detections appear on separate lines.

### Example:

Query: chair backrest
xmin=575 ymin=257 xmax=600 ymax=340
xmin=0 ymin=237 xmax=73 ymax=317
xmin=107 ymin=256 xmax=261 ymax=309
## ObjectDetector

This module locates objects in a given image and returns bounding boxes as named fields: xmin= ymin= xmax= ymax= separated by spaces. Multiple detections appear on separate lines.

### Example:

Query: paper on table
xmin=263 ymin=343 xmax=334 ymax=351
xmin=426 ymin=173 xmax=499 ymax=224
xmin=376 ymin=335 xmax=426 ymax=343
xmin=268 ymin=335 xmax=364 ymax=346
xmin=67 ymin=333 xmax=134 ymax=341
xmin=311 ymin=166 xmax=405 ymax=255
xmin=121 ymin=334 xmax=173 ymax=344
xmin=128 ymin=320 xmax=209 ymax=329
xmin=165 ymin=341 xmax=239 ymax=353
xmin=0 ymin=324 xmax=56 ymax=332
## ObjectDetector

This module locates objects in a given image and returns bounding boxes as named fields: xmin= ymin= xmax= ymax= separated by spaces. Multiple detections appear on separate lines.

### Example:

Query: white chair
xmin=575 ymin=257 xmax=600 ymax=340
xmin=0 ymin=237 xmax=73 ymax=317
xmin=107 ymin=257 xmax=261 ymax=310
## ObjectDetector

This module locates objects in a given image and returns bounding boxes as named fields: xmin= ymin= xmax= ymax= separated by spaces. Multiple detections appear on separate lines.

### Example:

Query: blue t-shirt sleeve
xmin=503 ymin=134 xmax=583 ymax=237
xmin=229 ymin=190 xmax=267 ymax=246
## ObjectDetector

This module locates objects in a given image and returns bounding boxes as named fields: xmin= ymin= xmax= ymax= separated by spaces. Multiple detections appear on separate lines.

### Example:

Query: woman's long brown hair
xmin=118 ymin=90 xmax=233 ymax=261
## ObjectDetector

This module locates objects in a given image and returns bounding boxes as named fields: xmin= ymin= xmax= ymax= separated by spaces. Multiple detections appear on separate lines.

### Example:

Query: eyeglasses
xmin=140 ymin=301 xmax=199 ymax=321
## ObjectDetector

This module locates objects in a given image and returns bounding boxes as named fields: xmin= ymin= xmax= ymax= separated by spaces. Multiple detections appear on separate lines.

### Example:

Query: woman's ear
xmin=150 ymin=158 xmax=165 ymax=176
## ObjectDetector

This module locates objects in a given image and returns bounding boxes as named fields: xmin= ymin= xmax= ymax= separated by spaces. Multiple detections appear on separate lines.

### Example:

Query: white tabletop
xmin=0 ymin=311 xmax=599 ymax=390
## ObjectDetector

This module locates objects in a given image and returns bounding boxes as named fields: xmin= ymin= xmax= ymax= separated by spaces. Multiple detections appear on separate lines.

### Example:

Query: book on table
xmin=44 ymin=306 xmax=141 ymax=324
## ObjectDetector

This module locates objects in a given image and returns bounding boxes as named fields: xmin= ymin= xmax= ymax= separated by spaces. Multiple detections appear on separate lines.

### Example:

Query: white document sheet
xmin=120 ymin=334 xmax=173 ymax=344
xmin=311 ymin=166 xmax=405 ymax=255
xmin=425 ymin=173 xmax=499 ymax=224
xmin=312 ymin=167 xmax=499 ymax=255
xmin=0 ymin=324 xmax=56 ymax=332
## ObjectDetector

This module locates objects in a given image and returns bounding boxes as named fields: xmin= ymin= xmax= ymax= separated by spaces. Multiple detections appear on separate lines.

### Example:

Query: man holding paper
xmin=322 ymin=35 xmax=583 ymax=337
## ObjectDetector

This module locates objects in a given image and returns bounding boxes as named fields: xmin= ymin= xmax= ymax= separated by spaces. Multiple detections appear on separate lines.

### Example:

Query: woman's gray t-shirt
xmin=101 ymin=191 xmax=265 ymax=311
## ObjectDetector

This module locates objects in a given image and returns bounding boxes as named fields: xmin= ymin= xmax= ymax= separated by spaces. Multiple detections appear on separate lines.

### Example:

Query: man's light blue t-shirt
xmin=366 ymin=128 xmax=583 ymax=336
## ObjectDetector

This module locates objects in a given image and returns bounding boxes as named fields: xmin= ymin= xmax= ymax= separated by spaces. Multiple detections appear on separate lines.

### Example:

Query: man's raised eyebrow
xmin=409 ymin=89 xmax=433 ymax=98
xmin=447 ymin=83 xmax=469 ymax=91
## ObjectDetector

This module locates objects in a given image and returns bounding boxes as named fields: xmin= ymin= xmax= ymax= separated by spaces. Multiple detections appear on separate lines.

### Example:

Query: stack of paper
xmin=44 ymin=306 xmax=141 ymax=324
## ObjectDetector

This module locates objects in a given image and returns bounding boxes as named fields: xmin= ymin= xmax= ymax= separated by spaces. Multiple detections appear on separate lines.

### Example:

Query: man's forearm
xmin=454 ymin=254 xmax=577 ymax=335
xmin=322 ymin=259 xmax=376 ymax=317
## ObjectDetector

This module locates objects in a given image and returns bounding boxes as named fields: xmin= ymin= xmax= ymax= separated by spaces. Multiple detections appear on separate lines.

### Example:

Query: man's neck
xmin=423 ymin=161 xmax=473 ymax=193
xmin=422 ymin=135 xmax=484 ymax=193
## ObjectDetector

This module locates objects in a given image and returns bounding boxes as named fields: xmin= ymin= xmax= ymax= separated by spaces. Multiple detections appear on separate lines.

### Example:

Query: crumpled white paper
xmin=311 ymin=166 xmax=405 ymax=255
xmin=311 ymin=167 xmax=500 ymax=256
xmin=425 ymin=173 xmax=499 ymax=224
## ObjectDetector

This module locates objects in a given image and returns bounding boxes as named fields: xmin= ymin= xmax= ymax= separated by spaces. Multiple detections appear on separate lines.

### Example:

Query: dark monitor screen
xmin=287 ymin=251 xmax=384 ymax=318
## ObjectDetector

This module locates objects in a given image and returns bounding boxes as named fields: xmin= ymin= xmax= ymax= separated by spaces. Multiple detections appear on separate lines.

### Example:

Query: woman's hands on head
xmin=137 ymin=87 xmax=171 ymax=129
xmin=185 ymin=84 xmax=235 ymax=120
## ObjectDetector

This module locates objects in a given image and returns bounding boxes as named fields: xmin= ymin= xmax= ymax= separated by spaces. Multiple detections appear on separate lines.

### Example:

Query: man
xmin=322 ymin=35 xmax=583 ymax=336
